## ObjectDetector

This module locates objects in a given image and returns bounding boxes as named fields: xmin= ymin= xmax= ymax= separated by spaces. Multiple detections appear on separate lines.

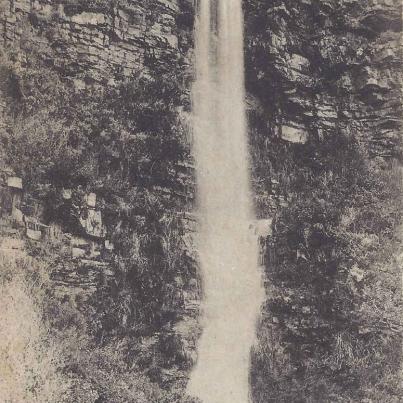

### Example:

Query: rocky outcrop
xmin=245 ymin=0 xmax=402 ymax=158
xmin=0 ymin=0 xmax=191 ymax=84
xmin=0 ymin=0 xmax=194 ymax=294
xmin=245 ymin=2 xmax=402 ymax=401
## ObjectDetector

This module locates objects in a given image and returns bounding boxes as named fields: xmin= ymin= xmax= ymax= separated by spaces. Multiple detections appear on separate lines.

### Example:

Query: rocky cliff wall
xmin=245 ymin=0 xmax=402 ymax=159
xmin=244 ymin=2 xmax=402 ymax=400
xmin=0 ymin=0 xmax=197 ymax=326
xmin=0 ymin=1 xmax=402 ymax=401
xmin=0 ymin=0 xmax=192 ymax=85
xmin=3 ymin=0 xmax=400 ymax=197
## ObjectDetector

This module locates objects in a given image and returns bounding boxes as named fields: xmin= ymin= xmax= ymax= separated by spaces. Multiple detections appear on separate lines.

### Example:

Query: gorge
xmin=0 ymin=1 xmax=402 ymax=402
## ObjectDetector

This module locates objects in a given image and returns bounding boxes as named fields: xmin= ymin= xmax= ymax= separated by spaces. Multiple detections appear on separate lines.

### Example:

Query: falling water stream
xmin=187 ymin=1 xmax=264 ymax=402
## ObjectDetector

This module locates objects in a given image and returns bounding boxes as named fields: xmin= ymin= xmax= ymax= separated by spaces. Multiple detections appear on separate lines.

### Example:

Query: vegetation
xmin=0 ymin=39 xmax=195 ymax=401
xmin=0 ymin=2 xmax=401 ymax=402
xmin=0 ymin=244 xmax=197 ymax=402
xmin=249 ymin=107 xmax=402 ymax=403
xmin=244 ymin=1 xmax=402 ymax=400
xmin=0 ymin=251 xmax=68 ymax=402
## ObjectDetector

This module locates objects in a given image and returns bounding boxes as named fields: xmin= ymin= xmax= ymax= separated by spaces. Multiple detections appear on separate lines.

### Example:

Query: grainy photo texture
xmin=0 ymin=1 xmax=402 ymax=402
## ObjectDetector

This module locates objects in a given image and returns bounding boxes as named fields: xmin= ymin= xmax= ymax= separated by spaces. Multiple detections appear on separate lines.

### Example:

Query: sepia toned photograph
xmin=0 ymin=1 xmax=402 ymax=402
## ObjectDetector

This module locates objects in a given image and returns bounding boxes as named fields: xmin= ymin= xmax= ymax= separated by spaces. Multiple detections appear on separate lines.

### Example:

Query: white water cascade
xmin=187 ymin=1 xmax=264 ymax=402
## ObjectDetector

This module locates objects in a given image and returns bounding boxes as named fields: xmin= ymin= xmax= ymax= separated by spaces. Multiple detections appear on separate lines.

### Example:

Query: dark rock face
xmin=245 ymin=0 xmax=402 ymax=158
xmin=0 ymin=4 xmax=199 ymax=395
xmin=0 ymin=0 xmax=191 ymax=84
xmin=0 ymin=0 xmax=195 ymax=278
xmin=244 ymin=1 xmax=402 ymax=401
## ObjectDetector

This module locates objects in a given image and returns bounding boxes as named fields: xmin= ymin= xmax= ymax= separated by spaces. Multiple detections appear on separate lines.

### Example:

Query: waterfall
xmin=188 ymin=1 xmax=264 ymax=402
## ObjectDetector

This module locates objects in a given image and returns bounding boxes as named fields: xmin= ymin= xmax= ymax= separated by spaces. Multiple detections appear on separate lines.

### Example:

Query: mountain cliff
xmin=0 ymin=0 xmax=401 ymax=402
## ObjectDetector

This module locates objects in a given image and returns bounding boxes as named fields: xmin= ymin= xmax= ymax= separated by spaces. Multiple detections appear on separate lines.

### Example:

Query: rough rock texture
xmin=0 ymin=0 xmax=192 ymax=85
xmin=1 ymin=0 xmax=400 ymax=243
xmin=244 ymin=2 xmax=402 ymax=401
xmin=0 ymin=0 xmax=194 ymax=277
xmin=245 ymin=0 xmax=402 ymax=158
xmin=0 ymin=2 xmax=198 ymax=382
xmin=0 ymin=1 xmax=401 ymax=400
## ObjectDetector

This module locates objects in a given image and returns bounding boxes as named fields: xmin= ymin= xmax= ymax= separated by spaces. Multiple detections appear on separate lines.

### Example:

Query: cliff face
xmin=245 ymin=0 xmax=402 ymax=158
xmin=1 ymin=0 xmax=192 ymax=84
xmin=0 ymin=0 xmax=401 ymax=402
xmin=1 ymin=0 xmax=400 ymax=193
xmin=0 ymin=2 xmax=198 ymax=397
xmin=0 ymin=0 xmax=195 ymax=293
xmin=244 ymin=1 xmax=402 ymax=401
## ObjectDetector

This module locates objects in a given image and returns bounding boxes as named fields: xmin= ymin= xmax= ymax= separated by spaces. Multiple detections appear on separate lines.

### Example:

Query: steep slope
xmin=0 ymin=0 xmax=401 ymax=402
xmin=244 ymin=1 xmax=402 ymax=401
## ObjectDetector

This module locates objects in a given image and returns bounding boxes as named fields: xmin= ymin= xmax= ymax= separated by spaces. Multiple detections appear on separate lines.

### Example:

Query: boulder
xmin=281 ymin=125 xmax=308 ymax=144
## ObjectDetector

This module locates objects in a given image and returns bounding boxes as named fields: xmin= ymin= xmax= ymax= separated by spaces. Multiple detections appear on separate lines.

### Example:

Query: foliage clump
xmin=250 ymin=118 xmax=402 ymax=403
xmin=0 ymin=40 xmax=195 ymax=401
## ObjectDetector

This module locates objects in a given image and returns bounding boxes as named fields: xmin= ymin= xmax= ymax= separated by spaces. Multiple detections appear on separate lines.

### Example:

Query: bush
xmin=250 ymin=130 xmax=402 ymax=401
